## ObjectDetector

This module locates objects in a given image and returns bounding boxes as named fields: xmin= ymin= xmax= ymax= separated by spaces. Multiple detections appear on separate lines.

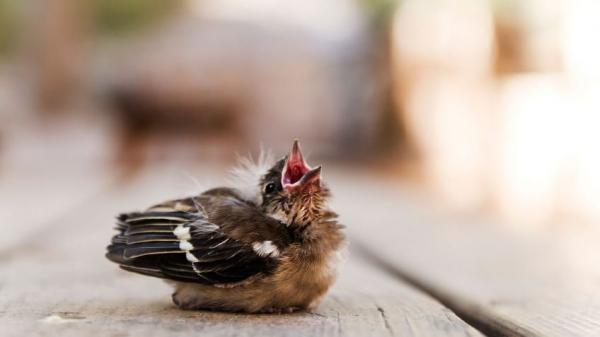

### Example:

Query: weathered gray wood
xmin=331 ymin=173 xmax=600 ymax=337
xmin=0 ymin=167 xmax=482 ymax=337
xmin=0 ymin=164 xmax=112 ymax=254
xmin=0 ymin=117 xmax=116 ymax=254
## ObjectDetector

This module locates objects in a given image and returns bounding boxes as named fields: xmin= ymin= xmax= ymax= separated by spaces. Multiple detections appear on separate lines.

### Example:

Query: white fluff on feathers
xmin=227 ymin=149 xmax=275 ymax=205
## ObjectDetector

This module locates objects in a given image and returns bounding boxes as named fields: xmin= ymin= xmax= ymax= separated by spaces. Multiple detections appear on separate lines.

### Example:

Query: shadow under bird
xmin=106 ymin=140 xmax=345 ymax=313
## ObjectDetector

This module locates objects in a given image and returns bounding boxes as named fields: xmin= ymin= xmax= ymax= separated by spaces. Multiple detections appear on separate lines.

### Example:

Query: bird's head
xmin=259 ymin=140 xmax=330 ymax=228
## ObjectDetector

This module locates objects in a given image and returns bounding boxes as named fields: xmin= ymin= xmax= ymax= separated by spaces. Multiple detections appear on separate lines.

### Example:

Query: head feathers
xmin=227 ymin=149 xmax=275 ymax=205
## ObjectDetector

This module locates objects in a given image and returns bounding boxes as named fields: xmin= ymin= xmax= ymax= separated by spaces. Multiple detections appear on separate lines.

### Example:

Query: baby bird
xmin=106 ymin=140 xmax=345 ymax=313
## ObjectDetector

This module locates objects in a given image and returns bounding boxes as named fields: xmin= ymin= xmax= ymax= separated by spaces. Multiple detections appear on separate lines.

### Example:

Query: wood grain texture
xmin=0 ymin=164 xmax=113 ymax=255
xmin=0 ymin=119 xmax=115 ymax=255
xmin=331 ymin=173 xmax=600 ymax=337
xmin=0 ymin=167 xmax=482 ymax=337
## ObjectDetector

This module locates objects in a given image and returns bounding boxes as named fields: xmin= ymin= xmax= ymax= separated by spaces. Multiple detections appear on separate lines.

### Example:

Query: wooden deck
xmin=2 ymin=159 xmax=599 ymax=336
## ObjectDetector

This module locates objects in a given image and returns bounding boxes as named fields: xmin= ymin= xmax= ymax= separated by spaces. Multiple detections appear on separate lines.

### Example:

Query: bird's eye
xmin=264 ymin=183 xmax=276 ymax=194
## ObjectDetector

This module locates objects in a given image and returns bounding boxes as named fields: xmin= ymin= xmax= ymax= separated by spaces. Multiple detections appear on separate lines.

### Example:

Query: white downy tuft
xmin=227 ymin=148 xmax=275 ymax=204
xmin=252 ymin=240 xmax=279 ymax=257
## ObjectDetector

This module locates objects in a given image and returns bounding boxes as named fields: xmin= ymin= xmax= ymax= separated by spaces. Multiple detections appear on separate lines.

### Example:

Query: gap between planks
xmin=331 ymin=172 xmax=600 ymax=337
xmin=354 ymin=241 xmax=535 ymax=337
xmin=0 ymin=166 xmax=485 ymax=337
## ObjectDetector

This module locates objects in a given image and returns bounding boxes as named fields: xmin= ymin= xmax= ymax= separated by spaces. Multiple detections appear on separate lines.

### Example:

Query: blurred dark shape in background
xmin=105 ymin=16 xmax=384 ymax=159
xmin=1 ymin=0 xmax=600 ymax=230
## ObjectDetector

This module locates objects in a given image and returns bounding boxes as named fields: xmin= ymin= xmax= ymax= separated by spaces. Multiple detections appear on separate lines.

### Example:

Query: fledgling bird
xmin=106 ymin=140 xmax=345 ymax=313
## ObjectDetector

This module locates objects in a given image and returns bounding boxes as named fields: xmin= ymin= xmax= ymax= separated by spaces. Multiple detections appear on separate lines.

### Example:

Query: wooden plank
xmin=331 ymin=172 xmax=600 ymax=337
xmin=0 ymin=164 xmax=113 ymax=254
xmin=0 ymin=167 xmax=482 ymax=337
xmin=0 ymin=117 xmax=115 ymax=254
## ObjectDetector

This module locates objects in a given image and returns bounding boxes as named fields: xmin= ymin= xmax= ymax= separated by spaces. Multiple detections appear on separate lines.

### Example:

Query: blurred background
xmin=2 ymin=0 xmax=600 ymax=232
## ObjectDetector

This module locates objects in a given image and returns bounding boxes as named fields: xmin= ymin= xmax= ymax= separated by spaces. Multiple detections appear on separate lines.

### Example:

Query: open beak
xmin=282 ymin=140 xmax=321 ymax=190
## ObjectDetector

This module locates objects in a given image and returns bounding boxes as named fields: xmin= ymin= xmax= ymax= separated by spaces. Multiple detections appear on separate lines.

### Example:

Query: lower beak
xmin=298 ymin=166 xmax=321 ymax=186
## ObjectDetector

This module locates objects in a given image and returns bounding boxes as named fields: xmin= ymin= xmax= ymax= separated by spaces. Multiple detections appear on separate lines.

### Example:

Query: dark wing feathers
xmin=106 ymin=191 xmax=291 ymax=286
xmin=124 ymin=233 xmax=179 ymax=244
xmin=122 ymin=211 xmax=197 ymax=223
xmin=121 ymin=242 xmax=183 ymax=259
xmin=120 ymin=265 xmax=165 ymax=278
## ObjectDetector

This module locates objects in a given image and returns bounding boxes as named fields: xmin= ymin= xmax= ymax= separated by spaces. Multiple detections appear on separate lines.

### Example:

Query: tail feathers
xmin=120 ymin=211 xmax=196 ymax=224
xmin=107 ymin=210 xmax=196 ymax=281
xmin=106 ymin=242 xmax=128 ymax=265
xmin=106 ymin=242 xmax=169 ymax=279
xmin=120 ymin=265 xmax=164 ymax=279
xmin=107 ymin=209 xmax=260 ymax=285
xmin=123 ymin=242 xmax=183 ymax=259
xmin=125 ymin=233 xmax=179 ymax=244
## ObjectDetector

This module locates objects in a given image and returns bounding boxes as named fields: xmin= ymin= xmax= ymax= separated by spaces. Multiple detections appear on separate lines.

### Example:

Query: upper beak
xmin=282 ymin=140 xmax=321 ymax=190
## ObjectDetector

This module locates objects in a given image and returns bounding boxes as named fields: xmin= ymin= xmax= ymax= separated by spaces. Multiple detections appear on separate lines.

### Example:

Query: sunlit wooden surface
xmin=2 ymin=124 xmax=600 ymax=337
xmin=335 ymin=175 xmax=600 ymax=337
xmin=0 ymin=164 xmax=481 ymax=337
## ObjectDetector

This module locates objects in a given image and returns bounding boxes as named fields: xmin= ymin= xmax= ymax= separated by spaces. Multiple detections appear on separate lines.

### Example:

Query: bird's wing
xmin=106 ymin=191 xmax=292 ymax=286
